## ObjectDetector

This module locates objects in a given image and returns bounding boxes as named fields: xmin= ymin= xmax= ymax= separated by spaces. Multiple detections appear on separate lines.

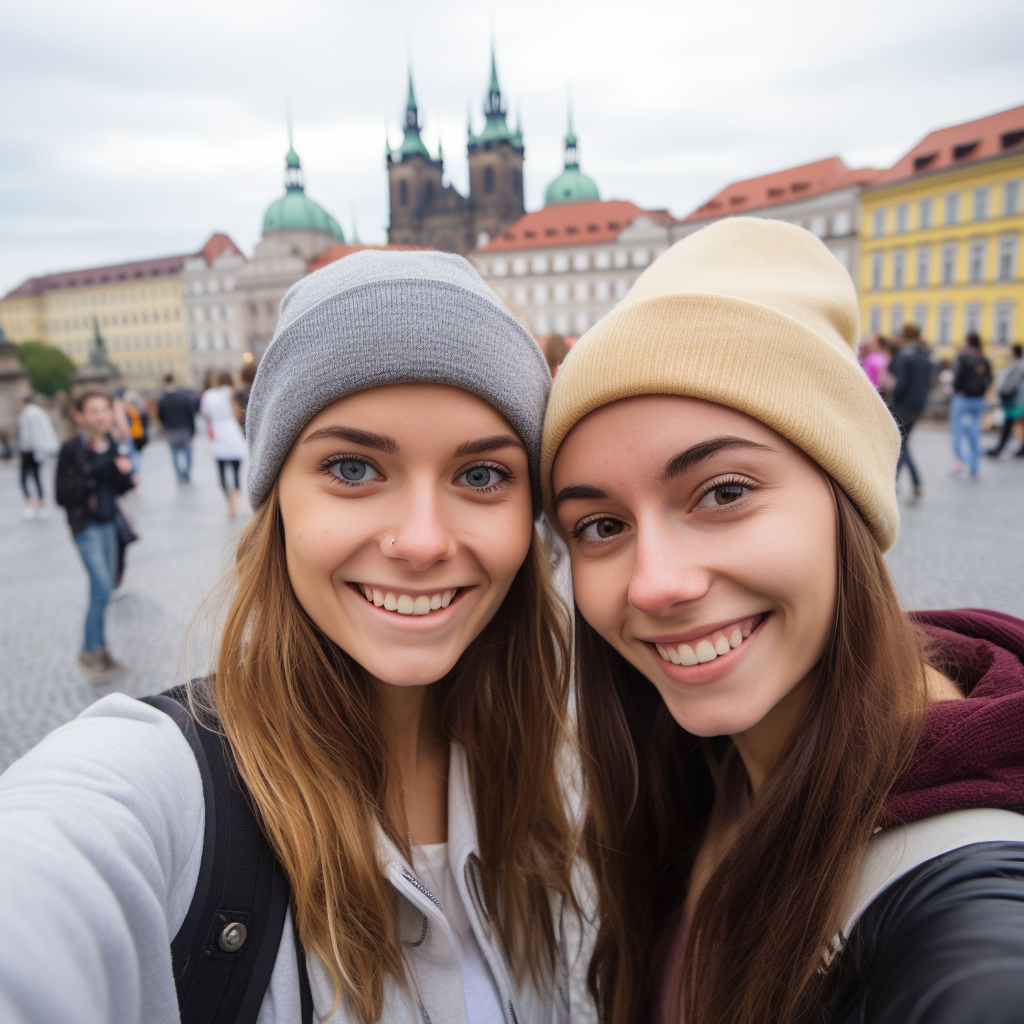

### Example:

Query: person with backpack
xmin=987 ymin=343 xmax=1024 ymax=458
xmin=0 ymin=251 xmax=588 ymax=1024
xmin=888 ymin=322 xmax=934 ymax=500
xmin=158 ymin=372 xmax=198 ymax=483
xmin=949 ymin=331 xmax=993 ymax=478
xmin=543 ymin=219 xmax=1024 ymax=1024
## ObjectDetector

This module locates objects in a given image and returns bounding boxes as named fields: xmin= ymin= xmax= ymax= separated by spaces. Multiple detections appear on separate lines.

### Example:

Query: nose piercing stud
xmin=390 ymin=537 xmax=396 ymax=546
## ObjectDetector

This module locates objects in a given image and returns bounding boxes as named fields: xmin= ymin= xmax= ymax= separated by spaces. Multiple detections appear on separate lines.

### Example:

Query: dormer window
xmin=914 ymin=153 xmax=937 ymax=171
xmin=791 ymin=181 xmax=809 ymax=192
xmin=953 ymin=141 xmax=979 ymax=161
xmin=768 ymin=187 xmax=784 ymax=198
xmin=730 ymin=196 xmax=746 ymax=205
xmin=1002 ymin=130 xmax=1024 ymax=150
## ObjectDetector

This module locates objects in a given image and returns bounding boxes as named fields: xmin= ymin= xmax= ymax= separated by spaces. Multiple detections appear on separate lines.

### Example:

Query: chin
xmin=660 ymin=692 xmax=773 ymax=740
xmin=357 ymin=652 xmax=458 ymax=689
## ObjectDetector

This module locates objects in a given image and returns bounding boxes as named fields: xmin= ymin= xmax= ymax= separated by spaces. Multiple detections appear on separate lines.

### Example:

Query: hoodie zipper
xmin=464 ymin=856 xmax=521 ymax=1024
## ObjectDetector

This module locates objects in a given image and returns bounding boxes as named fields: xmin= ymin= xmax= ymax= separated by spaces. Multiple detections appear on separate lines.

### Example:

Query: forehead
xmin=554 ymin=396 xmax=781 ymax=476
xmin=300 ymin=382 xmax=518 ymax=441
xmin=80 ymin=396 xmax=112 ymax=413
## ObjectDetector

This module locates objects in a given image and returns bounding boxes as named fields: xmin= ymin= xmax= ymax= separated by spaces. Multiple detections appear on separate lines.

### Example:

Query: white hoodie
xmin=0 ymin=694 xmax=594 ymax=1024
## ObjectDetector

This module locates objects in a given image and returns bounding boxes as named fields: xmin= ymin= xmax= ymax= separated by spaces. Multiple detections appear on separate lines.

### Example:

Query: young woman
xmin=541 ymin=218 xmax=1024 ymax=1024
xmin=201 ymin=370 xmax=248 ymax=515
xmin=0 ymin=251 xmax=585 ymax=1024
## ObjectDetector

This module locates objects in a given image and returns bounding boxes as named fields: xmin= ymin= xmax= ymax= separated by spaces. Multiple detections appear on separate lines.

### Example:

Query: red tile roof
xmin=307 ymin=242 xmax=433 ymax=273
xmin=683 ymin=156 xmax=880 ymax=222
xmin=871 ymin=103 xmax=1024 ymax=185
xmin=477 ymin=199 xmax=675 ymax=252
xmin=1 ymin=233 xmax=242 ymax=300
xmin=199 ymin=232 xmax=244 ymax=265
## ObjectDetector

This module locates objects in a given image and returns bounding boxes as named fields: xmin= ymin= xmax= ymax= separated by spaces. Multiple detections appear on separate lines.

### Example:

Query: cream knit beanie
xmin=541 ymin=217 xmax=901 ymax=550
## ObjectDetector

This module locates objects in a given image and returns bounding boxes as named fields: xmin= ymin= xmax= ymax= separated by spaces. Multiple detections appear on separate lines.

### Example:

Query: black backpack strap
xmin=141 ymin=686 xmax=313 ymax=1024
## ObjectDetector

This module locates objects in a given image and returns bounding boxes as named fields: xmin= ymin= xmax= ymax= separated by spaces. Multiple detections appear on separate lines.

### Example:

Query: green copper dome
xmin=544 ymin=112 xmax=598 ymax=206
xmin=262 ymin=146 xmax=345 ymax=241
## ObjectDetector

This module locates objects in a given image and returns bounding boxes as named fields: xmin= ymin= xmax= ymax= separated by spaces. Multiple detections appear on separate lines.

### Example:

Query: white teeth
xmin=695 ymin=640 xmax=718 ymax=663
xmin=729 ymin=628 xmax=743 ymax=648
xmin=714 ymin=634 xmax=731 ymax=656
xmin=742 ymin=623 xmax=752 ymax=638
xmin=360 ymin=587 xmax=458 ymax=615
xmin=679 ymin=644 xmax=698 ymax=666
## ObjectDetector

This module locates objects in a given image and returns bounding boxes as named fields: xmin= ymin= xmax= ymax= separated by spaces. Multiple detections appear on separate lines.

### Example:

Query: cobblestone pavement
xmin=1 ymin=425 xmax=1022 ymax=771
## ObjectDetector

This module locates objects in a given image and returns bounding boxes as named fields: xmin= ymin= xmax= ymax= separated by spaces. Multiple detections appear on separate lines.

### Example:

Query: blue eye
xmin=458 ymin=464 xmax=508 ymax=490
xmin=328 ymin=458 xmax=380 ymax=484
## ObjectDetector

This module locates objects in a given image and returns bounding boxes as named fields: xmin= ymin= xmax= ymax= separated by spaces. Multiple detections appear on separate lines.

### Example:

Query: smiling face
xmin=552 ymin=395 xmax=838 ymax=753
xmin=277 ymin=383 xmax=533 ymax=689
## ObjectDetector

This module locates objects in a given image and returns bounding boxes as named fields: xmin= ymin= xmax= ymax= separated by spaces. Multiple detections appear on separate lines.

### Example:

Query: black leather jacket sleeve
xmin=821 ymin=842 xmax=1024 ymax=1024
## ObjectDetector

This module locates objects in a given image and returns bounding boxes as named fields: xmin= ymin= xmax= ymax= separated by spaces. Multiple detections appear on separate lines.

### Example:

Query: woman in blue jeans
xmin=950 ymin=332 xmax=992 ymax=478
xmin=55 ymin=391 xmax=135 ymax=681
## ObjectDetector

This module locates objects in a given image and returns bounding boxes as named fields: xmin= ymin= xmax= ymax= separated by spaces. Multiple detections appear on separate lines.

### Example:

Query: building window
xmin=895 ymin=204 xmax=908 ymax=233
xmin=632 ymin=249 xmax=650 ymax=267
xmin=574 ymin=310 xmax=589 ymax=334
xmin=399 ymin=180 xmax=408 ymax=206
xmin=573 ymin=253 xmax=590 ymax=272
xmin=594 ymin=279 xmax=610 ymax=300
xmin=552 ymin=254 xmax=569 ymax=273
xmin=913 ymin=304 xmax=929 ymax=331
xmin=869 ymin=305 xmax=882 ymax=333
xmin=945 ymin=193 xmax=960 ymax=225
xmin=1005 ymin=181 xmax=1021 ymax=216
xmin=531 ymin=256 xmax=548 ymax=274
xmin=941 ymin=244 xmax=957 ymax=285
xmin=594 ymin=250 xmax=612 ymax=270
xmin=998 ymin=236 xmax=1018 ymax=281
xmin=919 ymin=198 xmax=933 ymax=229
xmin=964 ymin=304 xmax=984 ymax=337
xmin=554 ymin=283 xmax=569 ymax=303
xmin=916 ymin=247 xmax=931 ymax=287
xmin=614 ymin=279 xmax=629 ymax=299
xmin=613 ymin=249 xmax=629 ymax=269
xmin=937 ymin=304 xmax=954 ymax=344
xmin=555 ymin=312 xmax=570 ymax=334
xmin=574 ymin=281 xmax=589 ymax=302
xmin=533 ymin=283 xmax=548 ymax=303
xmin=968 ymin=239 xmax=987 ymax=283
xmin=994 ymin=303 xmax=1015 ymax=344
xmin=872 ymin=209 xmax=885 ymax=237
xmin=973 ymin=187 xmax=989 ymax=221
xmin=491 ymin=259 xmax=508 ymax=277
xmin=484 ymin=166 xmax=495 ymax=194
xmin=889 ymin=305 xmax=904 ymax=335
xmin=893 ymin=251 xmax=906 ymax=290
xmin=870 ymin=252 xmax=884 ymax=291
xmin=512 ymin=285 xmax=527 ymax=305
xmin=833 ymin=210 xmax=852 ymax=236
xmin=511 ymin=258 xmax=528 ymax=276
xmin=810 ymin=215 xmax=827 ymax=237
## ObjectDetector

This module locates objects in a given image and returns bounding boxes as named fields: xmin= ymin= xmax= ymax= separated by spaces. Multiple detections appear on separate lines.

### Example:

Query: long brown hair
xmin=579 ymin=480 xmax=930 ymax=1024
xmin=204 ymin=488 xmax=577 ymax=1023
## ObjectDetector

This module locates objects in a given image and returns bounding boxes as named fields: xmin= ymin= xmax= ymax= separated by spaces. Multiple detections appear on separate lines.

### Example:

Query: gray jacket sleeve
xmin=0 ymin=694 xmax=205 ymax=1024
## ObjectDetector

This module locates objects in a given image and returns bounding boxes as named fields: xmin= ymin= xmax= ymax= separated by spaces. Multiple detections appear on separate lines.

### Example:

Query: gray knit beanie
xmin=245 ymin=249 xmax=551 ymax=512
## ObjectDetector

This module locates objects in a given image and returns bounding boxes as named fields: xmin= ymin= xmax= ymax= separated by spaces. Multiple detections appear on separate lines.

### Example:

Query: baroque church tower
xmin=386 ymin=49 xmax=525 ymax=255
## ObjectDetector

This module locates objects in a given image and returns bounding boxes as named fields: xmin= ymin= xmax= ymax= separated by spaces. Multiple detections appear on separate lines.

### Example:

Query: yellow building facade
xmin=860 ymin=105 xmax=1024 ymax=357
xmin=0 ymin=252 xmax=194 ymax=387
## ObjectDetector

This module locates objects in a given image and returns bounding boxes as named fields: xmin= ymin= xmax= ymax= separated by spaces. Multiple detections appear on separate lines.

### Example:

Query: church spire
xmin=564 ymin=104 xmax=578 ymax=169
xmin=398 ymin=65 xmax=431 ymax=159
xmin=485 ymin=43 xmax=504 ymax=119
xmin=284 ymin=117 xmax=304 ymax=191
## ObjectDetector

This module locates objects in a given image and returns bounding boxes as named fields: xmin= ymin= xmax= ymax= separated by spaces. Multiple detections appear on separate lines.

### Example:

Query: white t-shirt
xmin=411 ymin=843 xmax=505 ymax=1024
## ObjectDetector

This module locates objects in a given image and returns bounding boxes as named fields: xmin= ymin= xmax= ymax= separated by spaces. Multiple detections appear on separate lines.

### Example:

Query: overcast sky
xmin=1 ymin=0 xmax=1022 ymax=296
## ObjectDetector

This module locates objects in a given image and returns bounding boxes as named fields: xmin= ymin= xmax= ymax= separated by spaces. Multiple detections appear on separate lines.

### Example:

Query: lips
xmin=649 ymin=613 xmax=767 ymax=667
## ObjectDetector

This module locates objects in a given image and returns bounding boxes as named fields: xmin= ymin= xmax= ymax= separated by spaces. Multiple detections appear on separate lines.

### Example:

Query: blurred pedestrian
xmin=200 ymin=370 xmax=247 ymax=516
xmin=860 ymin=333 xmax=893 ymax=394
xmin=987 ymin=343 xmax=1024 ymax=458
xmin=16 ymin=395 xmax=59 ymax=520
xmin=156 ymin=373 xmax=196 ymax=483
xmin=544 ymin=332 xmax=568 ymax=376
xmin=55 ymin=391 xmax=134 ymax=681
xmin=950 ymin=332 xmax=992 ymax=478
xmin=889 ymin=323 xmax=933 ymax=500
xmin=234 ymin=361 xmax=258 ymax=432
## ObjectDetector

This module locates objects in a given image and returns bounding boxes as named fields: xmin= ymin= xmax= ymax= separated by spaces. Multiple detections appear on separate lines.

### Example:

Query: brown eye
xmin=579 ymin=517 xmax=625 ymax=541
xmin=697 ymin=483 xmax=748 ymax=508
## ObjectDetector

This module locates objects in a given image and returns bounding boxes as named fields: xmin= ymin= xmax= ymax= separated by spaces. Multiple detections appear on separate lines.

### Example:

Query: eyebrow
xmin=553 ymin=484 xmax=609 ymax=510
xmin=662 ymin=436 xmax=774 ymax=482
xmin=452 ymin=434 xmax=525 ymax=458
xmin=301 ymin=426 xmax=399 ymax=454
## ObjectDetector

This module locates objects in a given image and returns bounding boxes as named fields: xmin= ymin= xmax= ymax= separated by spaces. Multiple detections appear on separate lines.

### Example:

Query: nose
xmin=382 ymin=483 xmax=458 ymax=571
xmin=626 ymin=514 xmax=712 ymax=617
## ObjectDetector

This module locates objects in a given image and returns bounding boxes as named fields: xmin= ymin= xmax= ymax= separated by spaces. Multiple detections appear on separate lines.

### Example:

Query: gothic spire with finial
xmin=284 ymin=110 xmax=304 ymax=190
xmin=398 ymin=64 xmax=431 ymax=159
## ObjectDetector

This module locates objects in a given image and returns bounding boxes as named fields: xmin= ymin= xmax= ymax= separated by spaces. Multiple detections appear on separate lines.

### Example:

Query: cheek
xmin=570 ymin=554 xmax=630 ymax=643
